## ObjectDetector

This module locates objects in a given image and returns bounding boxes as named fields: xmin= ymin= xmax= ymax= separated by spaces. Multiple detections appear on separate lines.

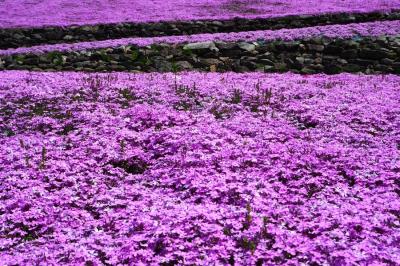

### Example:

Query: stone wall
xmin=1 ymin=36 xmax=399 ymax=74
xmin=1 ymin=11 xmax=400 ymax=49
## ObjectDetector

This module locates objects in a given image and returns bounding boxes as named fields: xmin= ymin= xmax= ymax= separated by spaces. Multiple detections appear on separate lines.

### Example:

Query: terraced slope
xmin=1 ymin=20 xmax=399 ymax=74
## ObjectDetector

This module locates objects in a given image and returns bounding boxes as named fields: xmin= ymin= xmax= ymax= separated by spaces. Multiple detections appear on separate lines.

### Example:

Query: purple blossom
xmin=1 ymin=0 xmax=400 ymax=28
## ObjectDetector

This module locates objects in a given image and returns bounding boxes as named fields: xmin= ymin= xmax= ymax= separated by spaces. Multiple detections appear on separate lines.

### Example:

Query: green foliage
xmin=47 ymin=51 xmax=65 ymax=65
xmin=131 ymin=49 xmax=139 ymax=61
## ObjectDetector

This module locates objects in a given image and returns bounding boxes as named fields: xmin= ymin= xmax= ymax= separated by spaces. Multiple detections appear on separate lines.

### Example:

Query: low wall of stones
xmin=1 ymin=11 xmax=400 ymax=49
xmin=1 ymin=36 xmax=399 ymax=74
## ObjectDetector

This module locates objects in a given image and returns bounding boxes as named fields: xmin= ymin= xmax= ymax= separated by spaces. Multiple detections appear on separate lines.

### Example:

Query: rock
xmin=183 ymin=41 xmax=218 ymax=52
xmin=325 ymin=64 xmax=342 ymax=74
xmin=215 ymin=41 xmax=237 ymax=50
xmin=211 ymin=21 xmax=224 ymax=26
xmin=311 ymin=64 xmax=324 ymax=71
xmin=276 ymin=41 xmax=300 ymax=51
xmin=238 ymin=42 xmax=256 ymax=52
xmin=295 ymin=57 xmax=305 ymax=64
xmin=200 ymin=58 xmax=222 ymax=66
xmin=257 ymin=58 xmax=275 ymax=65
xmin=337 ymin=58 xmax=348 ymax=64
xmin=63 ymin=35 xmax=74 ymax=41
xmin=109 ymin=54 xmax=121 ymax=61
xmin=314 ymin=57 xmax=323 ymax=64
xmin=374 ymin=64 xmax=391 ymax=72
xmin=301 ymin=67 xmax=316 ymax=74
xmin=81 ymin=26 xmax=94 ymax=32
xmin=263 ymin=65 xmax=275 ymax=72
xmin=32 ymin=34 xmax=44 ymax=41
xmin=307 ymin=44 xmax=324 ymax=52
xmin=393 ymin=62 xmax=400 ymax=74
xmin=343 ymin=40 xmax=360 ymax=49
xmin=75 ymin=61 xmax=93 ymax=68
xmin=325 ymin=45 xmax=344 ymax=54
xmin=219 ymin=57 xmax=231 ymax=63
xmin=258 ymin=52 xmax=274 ymax=60
xmin=304 ymin=58 xmax=314 ymax=64
xmin=154 ymin=60 xmax=173 ymax=72
xmin=341 ymin=49 xmax=358 ymax=59
xmin=110 ymin=65 xmax=126 ymax=71
xmin=342 ymin=64 xmax=362 ymax=73
xmin=274 ymin=63 xmax=287 ymax=72
xmin=381 ymin=58 xmax=394 ymax=65
xmin=349 ymin=59 xmax=376 ymax=67
xmin=12 ymin=33 xmax=25 ymax=40
xmin=175 ymin=61 xmax=193 ymax=70
xmin=222 ymin=49 xmax=244 ymax=57
xmin=359 ymin=48 xmax=396 ymax=60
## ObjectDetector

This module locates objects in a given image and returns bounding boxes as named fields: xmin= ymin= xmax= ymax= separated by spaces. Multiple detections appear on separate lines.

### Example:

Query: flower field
xmin=1 ymin=71 xmax=399 ymax=265
xmin=1 ymin=0 xmax=400 ymax=265
xmin=1 ymin=0 xmax=400 ymax=28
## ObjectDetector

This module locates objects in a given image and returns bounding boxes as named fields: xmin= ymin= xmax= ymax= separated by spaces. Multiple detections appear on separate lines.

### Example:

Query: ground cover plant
xmin=1 ymin=0 xmax=400 ymax=28
xmin=1 ymin=19 xmax=400 ymax=56
xmin=1 ymin=71 xmax=399 ymax=265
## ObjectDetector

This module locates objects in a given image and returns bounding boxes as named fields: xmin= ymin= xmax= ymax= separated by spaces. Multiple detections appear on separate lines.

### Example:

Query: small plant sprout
xmin=19 ymin=139 xmax=25 ymax=149
xmin=242 ymin=203 xmax=253 ymax=231
xmin=39 ymin=146 xmax=47 ymax=170
xmin=119 ymin=139 xmax=126 ymax=153
xmin=248 ymin=80 xmax=273 ymax=113
xmin=230 ymin=88 xmax=242 ymax=104
xmin=25 ymin=156 xmax=31 ymax=168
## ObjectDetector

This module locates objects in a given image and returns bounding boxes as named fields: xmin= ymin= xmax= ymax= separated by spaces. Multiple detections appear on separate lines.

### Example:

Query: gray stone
xmin=276 ymin=42 xmax=300 ymax=51
xmin=12 ymin=33 xmax=25 ymax=40
xmin=359 ymin=48 xmax=396 ymax=60
xmin=301 ymin=67 xmax=316 ymax=74
xmin=200 ymin=58 xmax=222 ymax=66
xmin=314 ymin=57 xmax=323 ymax=64
xmin=258 ymin=52 xmax=275 ymax=60
xmin=110 ymin=65 xmax=126 ymax=71
xmin=175 ymin=61 xmax=193 ymax=70
xmin=154 ymin=60 xmax=173 ymax=72
xmin=295 ymin=57 xmax=305 ymax=64
xmin=215 ymin=41 xmax=237 ymax=50
xmin=63 ymin=35 xmax=74 ymax=41
xmin=257 ymin=58 xmax=275 ymax=65
xmin=263 ymin=65 xmax=275 ymax=72
xmin=32 ymin=34 xmax=44 ymax=40
xmin=211 ymin=21 xmax=224 ymax=26
xmin=183 ymin=41 xmax=218 ymax=51
xmin=307 ymin=44 xmax=325 ymax=52
xmin=274 ymin=63 xmax=287 ymax=72
xmin=238 ymin=42 xmax=256 ymax=52
xmin=343 ymin=40 xmax=360 ymax=49
xmin=325 ymin=45 xmax=344 ymax=54
xmin=381 ymin=58 xmax=394 ymax=65
xmin=341 ymin=49 xmax=358 ymax=59
xmin=219 ymin=57 xmax=231 ymax=63
xmin=325 ymin=64 xmax=342 ymax=74
xmin=304 ymin=58 xmax=315 ymax=64
xmin=311 ymin=64 xmax=324 ymax=71
xmin=349 ymin=59 xmax=376 ymax=67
